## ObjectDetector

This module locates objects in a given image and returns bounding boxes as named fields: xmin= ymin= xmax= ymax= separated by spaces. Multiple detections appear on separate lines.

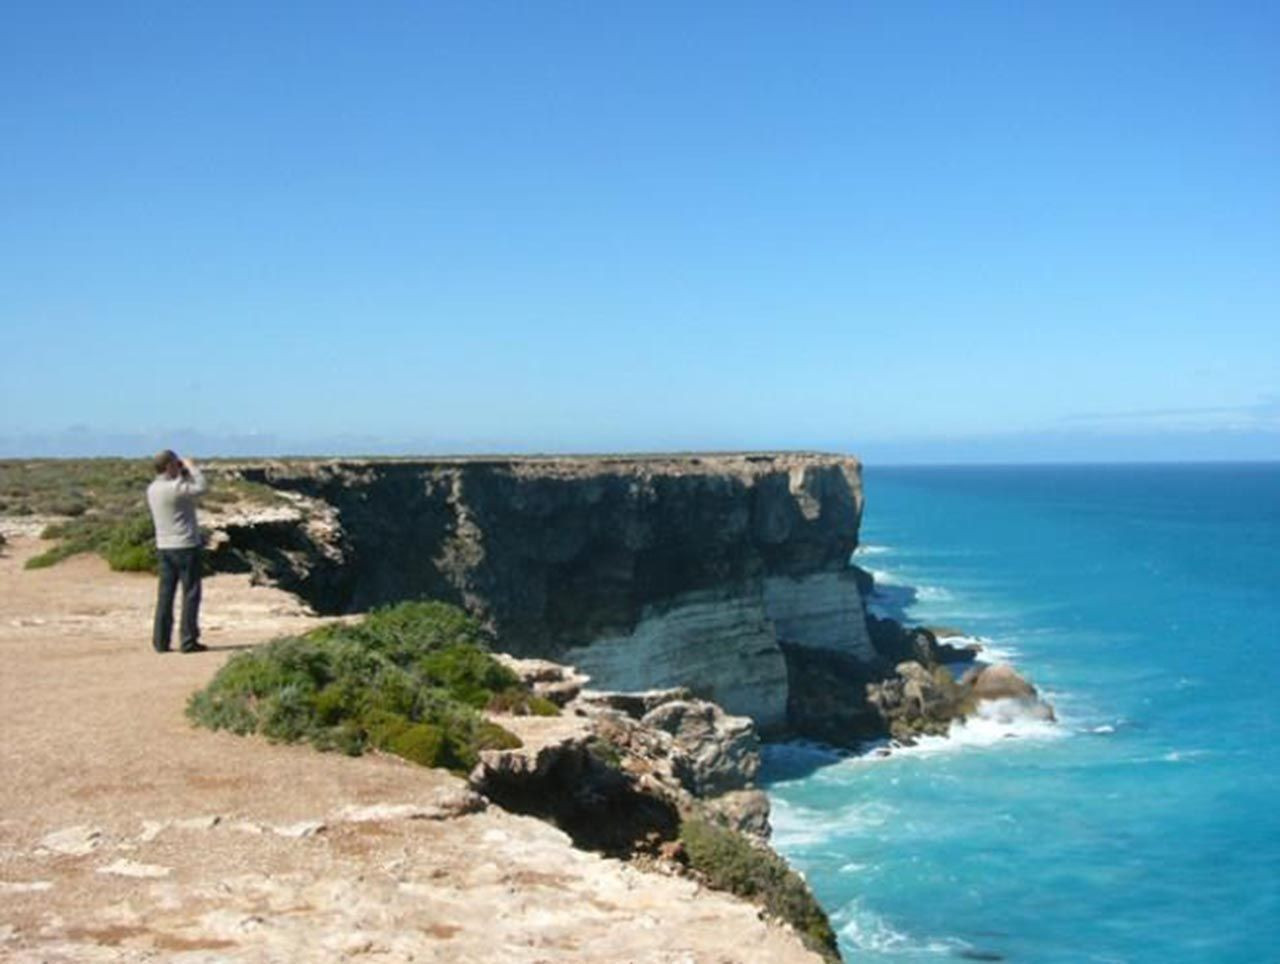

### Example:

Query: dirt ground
xmin=0 ymin=533 xmax=820 ymax=963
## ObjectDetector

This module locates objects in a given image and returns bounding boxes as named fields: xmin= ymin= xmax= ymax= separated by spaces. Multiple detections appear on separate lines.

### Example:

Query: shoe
xmin=180 ymin=642 xmax=209 ymax=653
xmin=154 ymin=647 xmax=171 ymax=654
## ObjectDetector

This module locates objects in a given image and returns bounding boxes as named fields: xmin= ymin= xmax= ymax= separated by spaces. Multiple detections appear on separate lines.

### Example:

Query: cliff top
xmin=213 ymin=450 xmax=860 ymax=475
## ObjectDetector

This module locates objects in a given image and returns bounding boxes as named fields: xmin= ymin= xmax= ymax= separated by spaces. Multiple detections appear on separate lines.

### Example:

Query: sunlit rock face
xmin=561 ymin=589 xmax=789 ymax=730
xmin=763 ymin=571 xmax=875 ymax=661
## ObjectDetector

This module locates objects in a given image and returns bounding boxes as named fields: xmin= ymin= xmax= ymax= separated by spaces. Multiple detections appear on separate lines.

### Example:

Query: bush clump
xmin=187 ymin=601 xmax=540 ymax=773
xmin=679 ymin=816 xmax=840 ymax=960
xmin=25 ymin=511 xmax=158 ymax=572
xmin=486 ymin=687 xmax=561 ymax=716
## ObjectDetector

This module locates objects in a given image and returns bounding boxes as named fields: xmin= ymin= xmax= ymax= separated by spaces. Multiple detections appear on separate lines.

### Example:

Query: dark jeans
xmin=154 ymin=547 xmax=202 ymax=652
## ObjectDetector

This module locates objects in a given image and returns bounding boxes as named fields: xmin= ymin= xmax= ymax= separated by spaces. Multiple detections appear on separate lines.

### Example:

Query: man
xmin=146 ymin=450 xmax=208 ymax=653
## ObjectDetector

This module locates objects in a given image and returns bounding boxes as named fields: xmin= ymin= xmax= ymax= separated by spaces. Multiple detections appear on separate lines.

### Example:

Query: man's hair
xmin=153 ymin=449 xmax=179 ymax=475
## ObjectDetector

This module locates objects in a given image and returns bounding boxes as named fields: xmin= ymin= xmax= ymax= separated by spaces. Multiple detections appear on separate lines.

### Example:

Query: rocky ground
xmin=0 ymin=532 xmax=822 ymax=963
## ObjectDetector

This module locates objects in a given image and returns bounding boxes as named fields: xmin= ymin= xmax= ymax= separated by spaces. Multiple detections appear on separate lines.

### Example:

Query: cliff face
xmin=215 ymin=454 xmax=871 ymax=734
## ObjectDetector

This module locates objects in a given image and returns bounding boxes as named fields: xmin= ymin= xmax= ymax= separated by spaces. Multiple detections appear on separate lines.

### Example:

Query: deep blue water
xmin=762 ymin=463 xmax=1280 ymax=963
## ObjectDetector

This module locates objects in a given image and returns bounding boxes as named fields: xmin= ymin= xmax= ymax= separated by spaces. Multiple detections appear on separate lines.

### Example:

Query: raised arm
xmin=177 ymin=458 xmax=208 ymax=496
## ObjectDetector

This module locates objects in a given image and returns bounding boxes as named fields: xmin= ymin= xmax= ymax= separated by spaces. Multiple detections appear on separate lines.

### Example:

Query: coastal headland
xmin=0 ymin=453 xmax=1050 ymax=961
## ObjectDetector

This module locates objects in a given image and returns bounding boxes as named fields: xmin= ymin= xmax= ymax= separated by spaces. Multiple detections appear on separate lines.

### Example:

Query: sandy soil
xmin=0 ymin=534 xmax=820 ymax=963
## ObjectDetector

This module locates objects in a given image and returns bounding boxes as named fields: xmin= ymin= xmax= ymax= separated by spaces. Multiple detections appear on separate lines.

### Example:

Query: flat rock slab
xmin=38 ymin=826 xmax=104 ymax=857
xmin=96 ymin=859 xmax=171 ymax=879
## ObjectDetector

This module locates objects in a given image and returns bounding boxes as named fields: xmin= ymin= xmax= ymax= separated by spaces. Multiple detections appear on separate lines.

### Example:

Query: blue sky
xmin=2 ymin=1 xmax=1277 ymax=462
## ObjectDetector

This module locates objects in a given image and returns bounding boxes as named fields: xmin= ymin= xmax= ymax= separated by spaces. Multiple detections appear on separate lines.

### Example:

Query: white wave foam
xmin=854 ymin=544 xmax=892 ymax=556
xmin=916 ymin=700 xmax=1063 ymax=753
xmin=969 ymin=638 xmax=1020 ymax=663
xmin=769 ymin=797 xmax=896 ymax=849
xmin=915 ymin=584 xmax=953 ymax=602
xmin=863 ymin=567 xmax=901 ymax=586
xmin=930 ymin=631 xmax=982 ymax=645
xmin=835 ymin=899 xmax=957 ymax=956
xmin=1162 ymin=748 xmax=1209 ymax=763
xmin=832 ymin=699 xmax=1066 ymax=765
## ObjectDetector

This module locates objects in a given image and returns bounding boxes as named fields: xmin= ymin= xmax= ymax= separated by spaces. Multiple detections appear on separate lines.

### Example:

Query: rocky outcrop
xmin=472 ymin=661 xmax=770 ymax=842
xmin=786 ymin=604 xmax=1053 ymax=745
xmin=966 ymin=663 xmax=1039 ymax=702
xmin=866 ymin=659 xmax=1054 ymax=742
xmin=866 ymin=661 xmax=976 ymax=742
xmin=641 ymin=699 xmax=760 ymax=797
xmin=867 ymin=614 xmax=981 ymax=666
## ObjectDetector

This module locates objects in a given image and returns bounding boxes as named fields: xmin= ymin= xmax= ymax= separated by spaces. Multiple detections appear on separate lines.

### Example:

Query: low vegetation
xmin=0 ymin=458 xmax=282 ymax=572
xmin=187 ymin=601 xmax=553 ymax=772
xmin=680 ymin=816 xmax=839 ymax=960
xmin=25 ymin=511 xmax=158 ymax=571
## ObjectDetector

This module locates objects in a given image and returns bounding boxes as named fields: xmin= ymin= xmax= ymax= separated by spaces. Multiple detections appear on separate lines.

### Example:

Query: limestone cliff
xmin=211 ymin=454 xmax=868 ymax=735
xmin=208 ymin=453 xmax=1054 ymax=746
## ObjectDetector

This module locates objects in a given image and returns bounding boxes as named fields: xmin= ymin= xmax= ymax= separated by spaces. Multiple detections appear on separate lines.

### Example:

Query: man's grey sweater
xmin=147 ymin=467 xmax=208 ymax=549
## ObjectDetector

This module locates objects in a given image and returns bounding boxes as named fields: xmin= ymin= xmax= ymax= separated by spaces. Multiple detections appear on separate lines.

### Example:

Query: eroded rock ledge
xmin=469 ymin=658 xmax=838 ymax=958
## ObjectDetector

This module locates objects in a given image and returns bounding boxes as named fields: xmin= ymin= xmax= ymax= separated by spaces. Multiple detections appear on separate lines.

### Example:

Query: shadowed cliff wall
xmin=217 ymin=454 xmax=872 ymax=733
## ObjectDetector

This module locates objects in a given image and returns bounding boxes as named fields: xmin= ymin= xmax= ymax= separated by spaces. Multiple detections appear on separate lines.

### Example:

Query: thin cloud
xmin=1063 ymin=395 xmax=1280 ymax=424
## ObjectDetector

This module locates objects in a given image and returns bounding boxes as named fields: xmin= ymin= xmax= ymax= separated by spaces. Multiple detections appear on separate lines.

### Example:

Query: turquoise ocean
xmin=762 ymin=464 xmax=1280 ymax=963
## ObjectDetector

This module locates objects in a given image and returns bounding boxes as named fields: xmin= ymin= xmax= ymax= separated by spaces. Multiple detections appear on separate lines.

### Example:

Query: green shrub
xmin=487 ymin=687 xmax=561 ymax=717
xmin=362 ymin=708 xmax=413 ymax=747
xmin=415 ymin=644 xmax=521 ymax=707
xmin=346 ymin=600 xmax=495 ymax=662
xmin=23 ymin=511 xmax=157 ymax=572
xmin=102 ymin=514 xmax=157 ymax=572
xmin=187 ymin=601 xmax=527 ymax=774
xmin=24 ymin=550 xmax=58 ymax=569
xmin=680 ymin=817 xmax=839 ymax=960
xmin=586 ymin=736 xmax=624 ymax=769
xmin=387 ymin=723 xmax=447 ymax=767
xmin=475 ymin=719 xmax=523 ymax=751
xmin=104 ymin=543 xmax=157 ymax=572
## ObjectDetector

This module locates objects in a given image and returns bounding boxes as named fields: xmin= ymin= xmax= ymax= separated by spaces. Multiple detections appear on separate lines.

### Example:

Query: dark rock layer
xmin=217 ymin=454 xmax=863 ymax=660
